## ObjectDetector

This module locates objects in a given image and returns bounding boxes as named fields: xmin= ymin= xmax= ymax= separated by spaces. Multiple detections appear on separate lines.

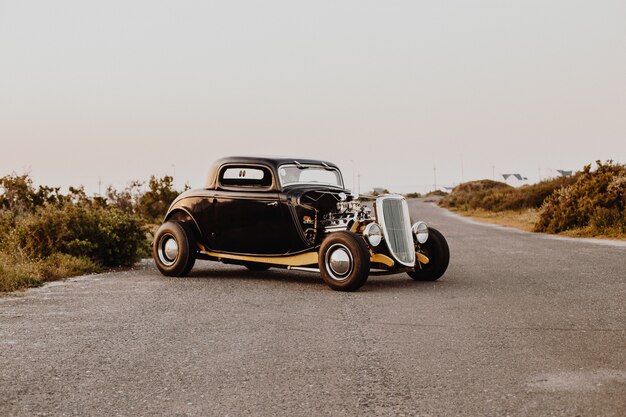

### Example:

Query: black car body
xmin=153 ymin=156 xmax=449 ymax=291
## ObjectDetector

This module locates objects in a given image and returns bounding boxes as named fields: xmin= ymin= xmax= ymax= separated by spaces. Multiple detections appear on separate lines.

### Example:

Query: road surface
xmin=1 ymin=199 xmax=625 ymax=416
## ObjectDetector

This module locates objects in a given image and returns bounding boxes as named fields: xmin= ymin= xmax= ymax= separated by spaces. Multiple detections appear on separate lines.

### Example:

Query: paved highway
xmin=1 ymin=200 xmax=625 ymax=416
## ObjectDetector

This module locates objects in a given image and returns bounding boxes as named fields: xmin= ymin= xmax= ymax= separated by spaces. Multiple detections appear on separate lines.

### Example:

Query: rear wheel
xmin=407 ymin=227 xmax=449 ymax=281
xmin=319 ymin=231 xmax=370 ymax=291
xmin=153 ymin=221 xmax=197 ymax=276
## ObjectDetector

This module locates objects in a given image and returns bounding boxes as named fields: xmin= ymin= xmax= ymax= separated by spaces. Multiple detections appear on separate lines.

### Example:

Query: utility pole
xmin=357 ymin=172 xmax=361 ymax=195
xmin=433 ymin=166 xmax=437 ymax=191
xmin=98 ymin=177 xmax=102 ymax=197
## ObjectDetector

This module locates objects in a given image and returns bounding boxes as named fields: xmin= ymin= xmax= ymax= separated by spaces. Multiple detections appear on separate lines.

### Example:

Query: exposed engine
xmin=319 ymin=200 xmax=373 ymax=233
xmin=293 ymin=189 xmax=374 ymax=244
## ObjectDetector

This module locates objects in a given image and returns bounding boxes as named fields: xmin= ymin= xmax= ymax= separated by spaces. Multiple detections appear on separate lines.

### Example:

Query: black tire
xmin=319 ymin=231 xmax=370 ymax=291
xmin=153 ymin=221 xmax=197 ymax=277
xmin=407 ymin=227 xmax=449 ymax=281
xmin=243 ymin=262 xmax=271 ymax=271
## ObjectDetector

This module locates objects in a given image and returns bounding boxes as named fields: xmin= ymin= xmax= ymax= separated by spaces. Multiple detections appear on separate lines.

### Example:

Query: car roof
xmin=206 ymin=156 xmax=341 ymax=189
xmin=212 ymin=156 xmax=338 ymax=169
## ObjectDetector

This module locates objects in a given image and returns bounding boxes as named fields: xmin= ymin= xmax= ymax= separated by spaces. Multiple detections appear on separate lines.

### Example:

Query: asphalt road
xmin=1 ymin=200 xmax=625 ymax=416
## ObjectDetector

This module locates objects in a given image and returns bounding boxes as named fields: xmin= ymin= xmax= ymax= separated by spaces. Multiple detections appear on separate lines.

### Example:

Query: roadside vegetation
xmin=404 ymin=190 xmax=449 ymax=199
xmin=439 ymin=161 xmax=626 ymax=239
xmin=425 ymin=190 xmax=449 ymax=197
xmin=0 ymin=174 xmax=186 ymax=292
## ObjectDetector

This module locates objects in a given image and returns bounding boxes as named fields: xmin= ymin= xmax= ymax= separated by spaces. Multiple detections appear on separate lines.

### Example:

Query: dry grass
xmin=557 ymin=227 xmax=626 ymax=240
xmin=0 ymin=252 xmax=99 ymax=293
xmin=450 ymin=208 xmax=626 ymax=240
xmin=450 ymin=208 xmax=539 ymax=232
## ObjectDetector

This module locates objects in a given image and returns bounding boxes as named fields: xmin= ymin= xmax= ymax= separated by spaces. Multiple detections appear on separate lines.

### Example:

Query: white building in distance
xmin=501 ymin=173 xmax=529 ymax=187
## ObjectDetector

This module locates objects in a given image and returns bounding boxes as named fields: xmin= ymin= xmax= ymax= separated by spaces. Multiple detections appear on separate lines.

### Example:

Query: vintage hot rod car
xmin=153 ymin=156 xmax=449 ymax=291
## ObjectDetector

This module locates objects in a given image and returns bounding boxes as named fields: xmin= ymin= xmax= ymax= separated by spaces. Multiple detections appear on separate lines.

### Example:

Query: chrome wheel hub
xmin=158 ymin=234 xmax=179 ymax=266
xmin=325 ymin=243 xmax=353 ymax=281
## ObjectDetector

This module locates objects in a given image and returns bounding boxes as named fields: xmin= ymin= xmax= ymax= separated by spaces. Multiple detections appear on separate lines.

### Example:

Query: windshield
xmin=278 ymin=164 xmax=343 ymax=188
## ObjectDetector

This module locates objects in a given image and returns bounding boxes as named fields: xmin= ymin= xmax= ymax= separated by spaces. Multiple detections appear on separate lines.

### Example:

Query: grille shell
xmin=376 ymin=196 xmax=416 ymax=267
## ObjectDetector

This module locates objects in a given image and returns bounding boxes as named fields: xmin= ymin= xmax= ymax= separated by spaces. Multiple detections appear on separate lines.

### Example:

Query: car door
xmin=212 ymin=165 xmax=293 ymax=255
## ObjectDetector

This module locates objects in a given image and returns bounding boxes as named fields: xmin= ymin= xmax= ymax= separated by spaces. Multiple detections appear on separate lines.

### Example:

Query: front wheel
xmin=407 ymin=227 xmax=449 ymax=281
xmin=153 ymin=221 xmax=197 ymax=277
xmin=319 ymin=231 xmax=370 ymax=291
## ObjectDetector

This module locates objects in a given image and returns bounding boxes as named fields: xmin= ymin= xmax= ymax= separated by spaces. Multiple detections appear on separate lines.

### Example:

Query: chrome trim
xmin=363 ymin=222 xmax=383 ymax=247
xmin=216 ymin=162 xmax=276 ymax=191
xmin=287 ymin=266 xmax=321 ymax=273
xmin=278 ymin=163 xmax=344 ymax=189
xmin=375 ymin=195 xmax=416 ymax=267
xmin=324 ymin=226 xmax=351 ymax=233
xmin=329 ymin=246 xmax=351 ymax=275
xmin=324 ymin=243 xmax=354 ymax=281
xmin=164 ymin=239 xmax=179 ymax=260
xmin=157 ymin=233 xmax=178 ymax=266
xmin=412 ymin=221 xmax=429 ymax=244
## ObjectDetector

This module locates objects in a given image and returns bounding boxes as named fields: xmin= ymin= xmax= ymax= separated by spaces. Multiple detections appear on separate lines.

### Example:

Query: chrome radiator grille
xmin=377 ymin=196 xmax=416 ymax=267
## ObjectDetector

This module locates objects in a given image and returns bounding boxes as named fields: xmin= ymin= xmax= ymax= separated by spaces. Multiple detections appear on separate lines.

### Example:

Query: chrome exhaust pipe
xmin=287 ymin=266 xmax=320 ymax=273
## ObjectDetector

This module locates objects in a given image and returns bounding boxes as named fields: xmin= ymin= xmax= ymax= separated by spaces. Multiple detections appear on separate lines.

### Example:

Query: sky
xmin=1 ymin=0 xmax=625 ymax=194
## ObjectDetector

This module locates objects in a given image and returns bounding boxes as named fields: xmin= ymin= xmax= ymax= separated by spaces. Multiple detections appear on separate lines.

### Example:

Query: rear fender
xmin=164 ymin=208 xmax=202 ymax=243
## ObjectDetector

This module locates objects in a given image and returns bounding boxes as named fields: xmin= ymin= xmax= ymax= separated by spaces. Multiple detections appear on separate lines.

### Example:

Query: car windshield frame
xmin=278 ymin=163 xmax=344 ymax=189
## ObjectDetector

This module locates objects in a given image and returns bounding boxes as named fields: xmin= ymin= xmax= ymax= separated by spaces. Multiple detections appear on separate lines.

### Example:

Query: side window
xmin=219 ymin=166 xmax=273 ymax=188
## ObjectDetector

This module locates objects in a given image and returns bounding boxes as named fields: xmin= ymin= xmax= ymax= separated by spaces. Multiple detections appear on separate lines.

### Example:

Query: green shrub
xmin=535 ymin=161 xmax=626 ymax=234
xmin=440 ymin=176 xmax=578 ymax=212
xmin=0 ymin=173 xmax=184 ymax=291
xmin=0 ymin=209 xmax=14 ymax=242
xmin=426 ymin=190 xmax=448 ymax=197
xmin=8 ymin=204 xmax=148 ymax=267
xmin=105 ymin=180 xmax=144 ymax=215
xmin=505 ymin=176 xmax=579 ymax=210
xmin=138 ymin=175 xmax=180 ymax=222
xmin=440 ymin=180 xmax=513 ymax=210
xmin=0 ymin=173 xmax=66 ymax=214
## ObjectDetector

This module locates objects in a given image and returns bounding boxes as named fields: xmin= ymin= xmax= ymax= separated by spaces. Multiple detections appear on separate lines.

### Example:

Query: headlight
xmin=412 ymin=221 xmax=429 ymax=244
xmin=363 ymin=222 xmax=383 ymax=247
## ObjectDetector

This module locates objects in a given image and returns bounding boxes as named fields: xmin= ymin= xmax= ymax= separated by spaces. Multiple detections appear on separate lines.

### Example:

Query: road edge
xmin=438 ymin=204 xmax=626 ymax=248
